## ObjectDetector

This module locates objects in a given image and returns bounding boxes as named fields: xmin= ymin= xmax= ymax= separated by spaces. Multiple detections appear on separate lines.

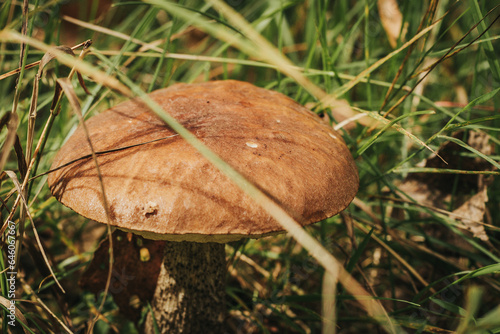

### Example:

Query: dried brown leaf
xmin=402 ymin=131 xmax=494 ymax=200
xmin=468 ymin=131 xmax=493 ymax=158
xmin=377 ymin=0 xmax=407 ymax=48
xmin=39 ymin=45 xmax=76 ymax=76
xmin=452 ymin=186 xmax=489 ymax=241
xmin=398 ymin=130 xmax=494 ymax=241
xmin=56 ymin=78 xmax=81 ymax=113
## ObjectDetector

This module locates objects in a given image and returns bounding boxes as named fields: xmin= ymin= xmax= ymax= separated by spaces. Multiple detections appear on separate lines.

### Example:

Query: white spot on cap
xmin=276 ymin=119 xmax=281 ymax=123
xmin=329 ymin=133 xmax=337 ymax=140
xmin=246 ymin=142 xmax=259 ymax=148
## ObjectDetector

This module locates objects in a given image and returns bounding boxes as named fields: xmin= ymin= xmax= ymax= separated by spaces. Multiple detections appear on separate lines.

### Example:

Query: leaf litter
xmin=398 ymin=130 xmax=495 ymax=241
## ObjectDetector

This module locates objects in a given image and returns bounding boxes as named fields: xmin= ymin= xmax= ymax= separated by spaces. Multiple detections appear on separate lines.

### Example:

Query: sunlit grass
xmin=1 ymin=0 xmax=499 ymax=333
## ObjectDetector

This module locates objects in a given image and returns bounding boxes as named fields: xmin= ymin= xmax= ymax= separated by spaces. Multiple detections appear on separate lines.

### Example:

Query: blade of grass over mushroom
xmin=55 ymin=77 xmax=114 ymax=332
xmin=32 ymin=134 xmax=180 ymax=180
xmin=0 ymin=34 xmax=132 ymax=238
xmin=93 ymin=53 xmax=401 ymax=333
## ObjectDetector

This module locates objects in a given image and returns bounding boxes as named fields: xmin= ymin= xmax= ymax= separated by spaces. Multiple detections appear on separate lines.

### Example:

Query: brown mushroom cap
xmin=48 ymin=80 xmax=358 ymax=242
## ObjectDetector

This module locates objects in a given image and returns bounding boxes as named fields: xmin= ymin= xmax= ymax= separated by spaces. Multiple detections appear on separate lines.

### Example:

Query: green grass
xmin=1 ymin=0 xmax=500 ymax=333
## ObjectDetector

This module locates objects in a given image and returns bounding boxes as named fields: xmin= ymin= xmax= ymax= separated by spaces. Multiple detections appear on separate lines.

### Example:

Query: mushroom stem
xmin=145 ymin=241 xmax=226 ymax=333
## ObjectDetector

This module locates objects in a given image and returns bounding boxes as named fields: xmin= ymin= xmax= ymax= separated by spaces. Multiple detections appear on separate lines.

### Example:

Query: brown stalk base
xmin=144 ymin=241 xmax=226 ymax=333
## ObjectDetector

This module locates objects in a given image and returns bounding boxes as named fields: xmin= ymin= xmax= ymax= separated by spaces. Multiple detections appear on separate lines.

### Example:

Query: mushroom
xmin=48 ymin=80 xmax=359 ymax=333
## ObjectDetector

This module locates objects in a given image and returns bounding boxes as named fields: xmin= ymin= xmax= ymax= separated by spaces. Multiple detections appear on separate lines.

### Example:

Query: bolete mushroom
xmin=48 ymin=80 xmax=358 ymax=333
